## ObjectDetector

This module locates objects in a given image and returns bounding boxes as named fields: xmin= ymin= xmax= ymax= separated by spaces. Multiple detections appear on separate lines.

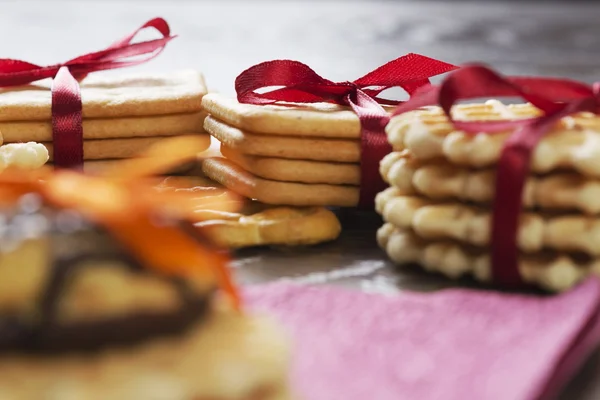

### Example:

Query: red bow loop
xmin=0 ymin=17 xmax=175 ymax=87
xmin=236 ymin=53 xmax=458 ymax=108
xmin=235 ymin=60 xmax=335 ymax=105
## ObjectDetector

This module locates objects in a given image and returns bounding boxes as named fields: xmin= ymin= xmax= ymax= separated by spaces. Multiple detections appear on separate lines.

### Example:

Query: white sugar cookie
xmin=0 ymin=142 xmax=48 ymax=171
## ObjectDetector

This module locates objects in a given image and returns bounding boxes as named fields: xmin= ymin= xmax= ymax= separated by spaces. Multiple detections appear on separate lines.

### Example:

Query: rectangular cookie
xmin=158 ymin=176 xmax=342 ymax=248
xmin=44 ymin=134 xmax=211 ymax=161
xmin=202 ymin=157 xmax=359 ymax=207
xmin=220 ymin=144 xmax=360 ymax=185
xmin=205 ymin=116 xmax=360 ymax=162
xmin=202 ymin=92 xmax=361 ymax=138
xmin=1 ymin=112 xmax=207 ymax=142
xmin=0 ymin=70 xmax=207 ymax=121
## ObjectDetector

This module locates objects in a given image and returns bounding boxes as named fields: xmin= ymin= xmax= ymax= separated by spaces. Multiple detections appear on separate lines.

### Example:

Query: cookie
xmin=377 ymin=223 xmax=595 ymax=292
xmin=0 ymin=306 xmax=291 ymax=400
xmin=44 ymin=134 xmax=211 ymax=162
xmin=205 ymin=116 xmax=360 ymax=162
xmin=158 ymin=176 xmax=342 ymax=248
xmin=221 ymin=144 xmax=360 ymax=185
xmin=0 ymin=142 xmax=49 ymax=171
xmin=375 ymin=187 xmax=600 ymax=256
xmin=202 ymin=157 xmax=359 ymax=207
xmin=0 ymin=158 xmax=291 ymax=400
xmin=0 ymin=70 xmax=207 ymax=121
xmin=0 ymin=111 xmax=207 ymax=142
xmin=380 ymin=151 xmax=600 ymax=214
xmin=386 ymin=100 xmax=600 ymax=176
xmin=202 ymin=92 xmax=361 ymax=138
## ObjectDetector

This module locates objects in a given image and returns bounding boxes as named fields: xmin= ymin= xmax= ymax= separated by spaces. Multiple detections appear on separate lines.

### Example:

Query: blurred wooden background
xmin=1 ymin=0 xmax=598 ymax=91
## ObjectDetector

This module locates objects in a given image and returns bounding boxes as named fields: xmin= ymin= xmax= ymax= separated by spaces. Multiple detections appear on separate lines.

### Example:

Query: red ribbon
xmin=0 ymin=18 xmax=176 ymax=168
xmin=393 ymin=64 xmax=600 ymax=288
xmin=235 ymin=53 xmax=457 ymax=208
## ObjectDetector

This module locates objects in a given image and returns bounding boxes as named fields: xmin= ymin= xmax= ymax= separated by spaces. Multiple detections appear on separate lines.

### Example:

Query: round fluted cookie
xmin=380 ymin=151 xmax=600 ymax=215
xmin=375 ymin=187 xmax=600 ymax=256
xmin=377 ymin=223 xmax=597 ymax=293
xmin=386 ymin=100 xmax=600 ymax=176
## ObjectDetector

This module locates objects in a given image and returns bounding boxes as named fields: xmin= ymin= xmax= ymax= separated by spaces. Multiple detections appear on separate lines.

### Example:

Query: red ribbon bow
xmin=235 ymin=53 xmax=458 ymax=208
xmin=393 ymin=64 xmax=600 ymax=288
xmin=0 ymin=18 xmax=176 ymax=168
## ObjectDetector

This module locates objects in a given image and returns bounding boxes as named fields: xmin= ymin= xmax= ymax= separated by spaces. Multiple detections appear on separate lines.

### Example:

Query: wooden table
xmin=2 ymin=1 xmax=600 ymax=398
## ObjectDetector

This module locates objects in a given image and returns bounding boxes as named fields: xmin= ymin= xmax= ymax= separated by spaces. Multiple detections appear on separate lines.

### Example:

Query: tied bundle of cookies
xmin=376 ymin=64 xmax=600 ymax=292
xmin=200 ymin=93 xmax=364 ymax=207
xmin=0 ymin=71 xmax=209 ymax=172
xmin=199 ymin=55 xmax=457 ymax=209
xmin=0 ymin=18 xmax=210 ymax=174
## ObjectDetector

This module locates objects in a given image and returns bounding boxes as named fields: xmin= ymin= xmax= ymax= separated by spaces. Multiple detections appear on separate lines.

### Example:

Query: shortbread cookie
xmin=0 ymin=111 xmax=207 ymax=142
xmin=377 ymin=223 xmax=596 ymax=292
xmin=158 ymin=176 xmax=341 ymax=248
xmin=221 ymin=144 xmax=360 ymax=185
xmin=0 ymin=70 xmax=207 ymax=121
xmin=0 ymin=142 xmax=48 ymax=171
xmin=202 ymin=92 xmax=361 ymax=138
xmin=44 ymin=134 xmax=211 ymax=162
xmin=380 ymin=151 xmax=600 ymax=214
xmin=202 ymin=157 xmax=359 ymax=207
xmin=386 ymin=100 xmax=600 ymax=176
xmin=205 ymin=116 xmax=360 ymax=162
xmin=376 ymin=188 xmax=600 ymax=256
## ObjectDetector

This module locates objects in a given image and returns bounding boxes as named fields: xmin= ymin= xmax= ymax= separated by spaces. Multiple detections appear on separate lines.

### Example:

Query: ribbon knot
xmin=393 ymin=64 xmax=600 ymax=288
xmin=235 ymin=53 xmax=457 ymax=208
xmin=0 ymin=18 xmax=176 ymax=169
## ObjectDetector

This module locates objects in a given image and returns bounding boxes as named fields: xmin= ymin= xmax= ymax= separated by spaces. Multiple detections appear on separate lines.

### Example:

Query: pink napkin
xmin=245 ymin=278 xmax=600 ymax=400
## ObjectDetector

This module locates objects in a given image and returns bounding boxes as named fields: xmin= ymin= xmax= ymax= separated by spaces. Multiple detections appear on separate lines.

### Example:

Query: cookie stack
xmin=199 ymin=93 xmax=363 ymax=207
xmin=0 ymin=70 xmax=210 ymax=172
xmin=376 ymin=100 xmax=600 ymax=292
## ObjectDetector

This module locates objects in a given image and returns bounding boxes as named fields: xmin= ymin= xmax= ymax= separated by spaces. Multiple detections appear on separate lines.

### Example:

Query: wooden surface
xmin=2 ymin=1 xmax=600 ymax=398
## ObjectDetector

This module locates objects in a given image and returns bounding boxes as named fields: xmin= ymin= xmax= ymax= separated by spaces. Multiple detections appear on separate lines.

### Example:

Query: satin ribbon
xmin=0 ymin=18 xmax=176 ymax=168
xmin=235 ymin=53 xmax=457 ymax=208
xmin=393 ymin=64 xmax=600 ymax=287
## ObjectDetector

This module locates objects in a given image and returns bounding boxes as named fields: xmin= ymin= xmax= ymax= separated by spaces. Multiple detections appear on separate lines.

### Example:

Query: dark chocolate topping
xmin=0 ymin=206 xmax=213 ymax=356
